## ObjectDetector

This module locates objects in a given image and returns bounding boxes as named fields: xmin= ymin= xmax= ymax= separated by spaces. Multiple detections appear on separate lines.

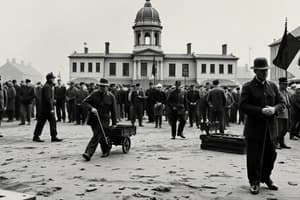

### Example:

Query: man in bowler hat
xmin=82 ymin=78 xmax=117 ymax=160
xmin=240 ymin=58 xmax=284 ymax=194
xmin=33 ymin=72 xmax=63 ymax=142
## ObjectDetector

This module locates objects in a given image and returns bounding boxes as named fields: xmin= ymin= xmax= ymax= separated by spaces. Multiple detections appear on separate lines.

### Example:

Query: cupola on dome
xmin=135 ymin=0 xmax=161 ymax=26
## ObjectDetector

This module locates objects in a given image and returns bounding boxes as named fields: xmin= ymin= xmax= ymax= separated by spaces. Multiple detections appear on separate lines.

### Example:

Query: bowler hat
xmin=251 ymin=58 xmax=271 ymax=70
xmin=212 ymin=79 xmax=219 ymax=86
xmin=279 ymin=77 xmax=288 ymax=84
xmin=25 ymin=79 xmax=31 ymax=83
xmin=98 ymin=78 xmax=109 ymax=86
xmin=46 ymin=72 xmax=56 ymax=80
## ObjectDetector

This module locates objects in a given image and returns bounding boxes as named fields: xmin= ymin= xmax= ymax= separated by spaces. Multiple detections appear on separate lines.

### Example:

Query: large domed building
xmin=69 ymin=0 xmax=239 ymax=87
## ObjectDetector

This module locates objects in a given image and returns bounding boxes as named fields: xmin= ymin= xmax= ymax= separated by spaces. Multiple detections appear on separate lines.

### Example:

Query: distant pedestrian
xmin=66 ymin=82 xmax=77 ymax=123
xmin=0 ymin=77 xmax=7 ymax=127
xmin=19 ymin=79 xmax=35 ymax=125
xmin=55 ymin=79 xmax=67 ymax=122
xmin=6 ymin=81 xmax=16 ymax=122
xmin=166 ymin=81 xmax=187 ymax=139
xmin=154 ymin=83 xmax=166 ymax=128
xmin=33 ymin=73 xmax=63 ymax=142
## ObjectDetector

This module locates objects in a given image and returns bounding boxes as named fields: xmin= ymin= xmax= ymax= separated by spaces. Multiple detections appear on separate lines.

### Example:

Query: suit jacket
xmin=39 ymin=81 xmax=55 ymax=114
xmin=20 ymin=85 xmax=35 ymax=105
xmin=166 ymin=88 xmax=187 ymax=115
xmin=207 ymin=86 xmax=226 ymax=112
xmin=84 ymin=90 xmax=117 ymax=128
xmin=240 ymin=77 xmax=284 ymax=143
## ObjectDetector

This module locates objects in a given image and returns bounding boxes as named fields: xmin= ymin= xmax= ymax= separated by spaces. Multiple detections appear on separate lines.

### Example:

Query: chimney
xmin=187 ymin=43 xmax=192 ymax=55
xmin=84 ymin=42 xmax=88 ymax=54
xmin=222 ymin=44 xmax=227 ymax=55
xmin=105 ymin=42 xmax=110 ymax=55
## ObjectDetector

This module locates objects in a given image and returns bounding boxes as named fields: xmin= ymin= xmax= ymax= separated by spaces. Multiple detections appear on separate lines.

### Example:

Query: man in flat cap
xmin=33 ymin=72 xmax=62 ymax=142
xmin=82 ymin=78 xmax=117 ymax=160
xmin=240 ymin=58 xmax=284 ymax=194
xmin=276 ymin=77 xmax=291 ymax=149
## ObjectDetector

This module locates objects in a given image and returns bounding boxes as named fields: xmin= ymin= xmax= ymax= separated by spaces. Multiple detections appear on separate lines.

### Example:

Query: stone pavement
xmin=0 ymin=120 xmax=299 ymax=200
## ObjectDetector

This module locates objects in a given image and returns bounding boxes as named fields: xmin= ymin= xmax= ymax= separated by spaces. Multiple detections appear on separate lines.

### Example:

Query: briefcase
xmin=200 ymin=134 xmax=246 ymax=154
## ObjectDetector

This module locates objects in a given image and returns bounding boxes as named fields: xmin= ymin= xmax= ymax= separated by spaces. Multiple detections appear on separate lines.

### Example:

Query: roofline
xmin=269 ymin=35 xmax=300 ymax=47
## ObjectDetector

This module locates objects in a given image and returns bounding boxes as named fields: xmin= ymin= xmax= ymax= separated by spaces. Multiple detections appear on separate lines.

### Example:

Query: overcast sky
xmin=0 ymin=0 xmax=298 ymax=81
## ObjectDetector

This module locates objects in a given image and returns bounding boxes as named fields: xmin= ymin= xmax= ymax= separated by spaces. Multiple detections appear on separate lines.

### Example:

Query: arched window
xmin=145 ymin=32 xmax=151 ymax=45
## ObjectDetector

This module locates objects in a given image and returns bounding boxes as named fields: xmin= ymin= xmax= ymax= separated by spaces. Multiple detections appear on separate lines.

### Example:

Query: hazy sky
xmin=0 ymin=0 xmax=298 ymax=81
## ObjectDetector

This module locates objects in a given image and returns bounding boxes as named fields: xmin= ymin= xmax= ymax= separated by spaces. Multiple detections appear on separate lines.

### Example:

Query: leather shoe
xmin=82 ymin=153 xmax=91 ymax=161
xmin=264 ymin=179 xmax=278 ymax=190
xmin=101 ymin=152 xmax=110 ymax=158
xmin=171 ymin=137 xmax=175 ymax=140
xmin=250 ymin=184 xmax=260 ymax=194
xmin=33 ymin=137 xmax=44 ymax=142
xmin=280 ymin=144 xmax=291 ymax=149
xmin=51 ymin=137 xmax=63 ymax=142
xmin=178 ymin=134 xmax=186 ymax=139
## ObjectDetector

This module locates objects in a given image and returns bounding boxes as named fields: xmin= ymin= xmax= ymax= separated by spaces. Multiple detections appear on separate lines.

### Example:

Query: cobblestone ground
xmin=0 ymin=120 xmax=299 ymax=200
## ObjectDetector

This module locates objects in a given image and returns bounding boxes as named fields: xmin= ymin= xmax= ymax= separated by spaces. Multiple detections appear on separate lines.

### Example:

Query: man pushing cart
xmin=82 ymin=78 xmax=117 ymax=161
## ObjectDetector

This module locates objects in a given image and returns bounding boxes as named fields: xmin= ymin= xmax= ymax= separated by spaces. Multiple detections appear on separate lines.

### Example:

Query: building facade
xmin=269 ymin=26 xmax=300 ymax=82
xmin=69 ymin=0 xmax=239 ymax=87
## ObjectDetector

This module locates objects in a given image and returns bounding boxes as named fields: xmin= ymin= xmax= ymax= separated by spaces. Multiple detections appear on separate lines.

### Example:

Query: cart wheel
xmin=122 ymin=137 xmax=131 ymax=154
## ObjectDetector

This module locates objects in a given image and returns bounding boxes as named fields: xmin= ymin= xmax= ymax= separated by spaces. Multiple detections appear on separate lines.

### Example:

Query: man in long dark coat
xmin=6 ymin=81 xmax=16 ymax=122
xmin=55 ymin=79 xmax=67 ymax=122
xmin=33 ymin=73 xmax=63 ymax=143
xmin=145 ymin=82 xmax=156 ymax=123
xmin=186 ymin=85 xmax=200 ymax=128
xmin=166 ymin=81 xmax=187 ymax=139
xmin=82 ymin=78 xmax=117 ymax=160
xmin=240 ymin=58 xmax=284 ymax=195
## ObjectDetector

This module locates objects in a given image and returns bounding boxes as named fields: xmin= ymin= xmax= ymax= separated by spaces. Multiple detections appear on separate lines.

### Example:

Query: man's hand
xmin=262 ymin=106 xmax=275 ymax=116
xmin=91 ymin=108 xmax=97 ymax=114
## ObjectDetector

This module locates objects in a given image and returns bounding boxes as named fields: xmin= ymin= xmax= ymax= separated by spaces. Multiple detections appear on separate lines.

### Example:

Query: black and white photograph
xmin=0 ymin=0 xmax=300 ymax=199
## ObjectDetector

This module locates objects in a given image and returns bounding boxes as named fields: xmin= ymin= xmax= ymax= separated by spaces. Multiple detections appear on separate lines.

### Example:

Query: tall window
xmin=210 ymin=64 xmax=215 ymax=74
xmin=201 ymin=64 xmax=206 ymax=74
xmin=72 ymin=63 xmax=77 ymax=72
xmin=80 ymin=62 xmax=85 ymax=72
xmin=96 ymin=63 xmax=100 ymax=73
xmin=145 ymin=32 xmax=151 ymax=45
xmin=88 ymin=63 xmax=93 ymax=73
xmin=169 ymin=64 xmax=176 ymax=77
xmin=219 ymin=64 xmax=224 ymax=74
xmin=109 ymin=63 xmax=116 ymax=76
xmin=228 ymin=64 xmax=233 ymax=74
xmin=123 ymin=63 xmax=129 ymax=76
xmin=141 ymin=63 xmax=147 ymax=77
xmin=182 ymin=64 xmax=189 ymax=77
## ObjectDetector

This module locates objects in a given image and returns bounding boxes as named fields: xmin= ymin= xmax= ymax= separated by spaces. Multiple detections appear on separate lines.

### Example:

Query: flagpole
xmin=285 ymin=17 xmax=288 ymax=79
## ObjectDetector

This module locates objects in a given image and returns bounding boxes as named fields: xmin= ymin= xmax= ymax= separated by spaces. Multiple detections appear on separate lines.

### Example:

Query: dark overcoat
xmin=240 ymin=78 xmax=284 ymax=144
xmin=83 ymin=90 xmax=117 ymax=128
xmin=6 ymin=87 xmax=16 ymax=111
xmin=39 ymin=81 xmax=55 ymax=115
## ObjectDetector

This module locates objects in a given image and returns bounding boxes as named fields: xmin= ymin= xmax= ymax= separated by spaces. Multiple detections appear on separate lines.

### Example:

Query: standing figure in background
xmin=289 ymin=84 xmax=300 ymax=140
xmin=129 ymin=84 xmax=145 ymax=127
xmin=154 ymin=83 xmax=166 ymax=128
xmin=6 ymin=81 xmax=16 ymax=122
xmin=276 ymin=77 xmax=291 ymax=149
xmin=224 ymin=87 xmax=234 ymax=127
xmin=231 ymin=87 xmax=241 ymax=123
xmin=207 ymin=79 xmax=226 ymax=133
xmin=12 ymin=80 xmax=21 ymax=121
xmin=186 ymin=85 xmax=200 ymax=128
xmin=19 ymin=79 xmax=35 ymax=125
xmin=35 ymin=82 xmax=43 ymax=120
xmin=66 ymin=82 xmax=77 ymax=123
xmin=55 ymin=79 xmax=66 ymax=122
xmin=145 ymin=82 xmax=156 ymax=123
xmin=0 ymin=77 xmax=7 ymax=126
xmin=75 ymin=82 xmax=89 ymax=125
xmin=166 ymin=81 xmax=187 ymax=139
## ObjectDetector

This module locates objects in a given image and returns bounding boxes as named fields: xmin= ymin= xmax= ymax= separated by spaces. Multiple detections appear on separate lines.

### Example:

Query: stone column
xmin=137 ymin=61 xmax=141 ymax=80
xmin=159 ymin=61 xmax=163 ymax=81
xmin=133 ymin=60 xmax=137 ymax=80
xmin=151 ymin=31 xmax=155 ymax=45
xmin=140 ymin=31 xmax=144 ymax=45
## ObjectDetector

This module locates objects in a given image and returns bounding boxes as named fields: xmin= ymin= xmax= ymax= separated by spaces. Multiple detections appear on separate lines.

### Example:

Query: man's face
xmin=99 ymin=85 xmax=108 ymax=93
xmin=49 ymin=78 xmax=55 ymax=84
xmin=279 ymin=83 xmax=288 ymax=90
xmin=255 ymin=69 xmax=268 ymax=81
xmin=57 ymin=80 xmax=61 ymax=85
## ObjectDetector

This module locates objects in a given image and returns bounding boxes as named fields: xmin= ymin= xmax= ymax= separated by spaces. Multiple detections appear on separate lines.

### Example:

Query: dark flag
xmin=152 ymin=56 xmax=156 ymax=77
xmin=273 ymin=22 xmax=300 ymax=70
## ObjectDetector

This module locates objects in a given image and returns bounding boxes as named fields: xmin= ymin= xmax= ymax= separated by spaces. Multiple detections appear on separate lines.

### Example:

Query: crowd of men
xmin=1 ymin=57 xmax=300 ymax=195
xmin=1 ymin=73 xmax=300 ymax=145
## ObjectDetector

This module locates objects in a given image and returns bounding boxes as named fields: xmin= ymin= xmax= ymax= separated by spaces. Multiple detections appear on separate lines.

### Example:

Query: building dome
xmin=135 ymin=0 xmax=161 ymax=25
